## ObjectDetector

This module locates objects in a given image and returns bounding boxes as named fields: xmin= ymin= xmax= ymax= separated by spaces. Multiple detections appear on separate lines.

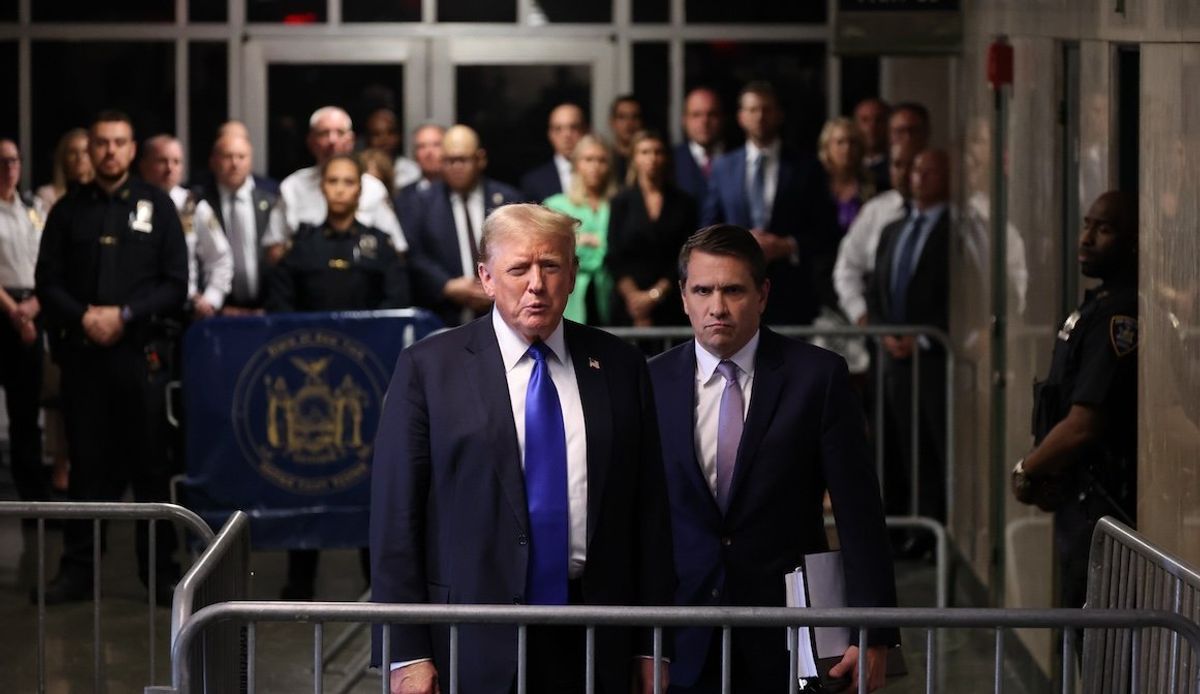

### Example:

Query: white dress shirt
xmin=393 ymin=155 xmax=422 ymax=191
xmin=169 ymin=184 xmax=190 ymax=211
xmin=693 ymin=332 xmax=758 ymax=496
xmin=743 ymin=139 xmax=781 ymax=227
xmin=451 ymin=185 xmax=487 ymax=324
xmin=181 ymin=198 xmax=234 ymax=309
xmin=833 ymin=188 xmax=907 ymax=324
xmin=263 ymin=166 xmax=407 ymax=251
xmin=0 ymin=194 xmax=42 ymax=289
xmin=218 ymin=178 xmax=262 ymax=301
xmin=688 ymin=140 xmax=722 ymax=172
xmin=553 ymin=154 xmax=572 ymax=194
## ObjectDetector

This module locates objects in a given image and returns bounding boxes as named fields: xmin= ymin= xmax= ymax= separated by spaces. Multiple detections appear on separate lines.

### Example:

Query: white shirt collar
xmin=554 ymin=154 xmax=571 ymax=174
xmin=688 ymin=140 xmax=722 ymax=165
xmin=695 ymin=330 xmax=760 ymax=383
xmin=492 ymin=309 xmax=569 ymax=373
xmin=218 ymin=177 xmax=255 ymax=201
xmin=745 ymin=139 xmax=781 ymax=163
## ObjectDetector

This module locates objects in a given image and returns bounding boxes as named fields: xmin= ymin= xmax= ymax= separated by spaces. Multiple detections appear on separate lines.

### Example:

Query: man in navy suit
xmin=371 ymin=203 xmax=675 ymax=694
xmin=519 ymin=103 xmax=588 ymax=203
xmin=405 ymin=124 xmax=522 ymax=326
xmin=649 ymin=225 xmax=897 ymax=693
xmin=701 ymin=82 xmax=828 ymax=326
xmin=674 ymin=87 xmax=725 ymax=208
xmin=393 ymin=123 xmax=445 ymax=230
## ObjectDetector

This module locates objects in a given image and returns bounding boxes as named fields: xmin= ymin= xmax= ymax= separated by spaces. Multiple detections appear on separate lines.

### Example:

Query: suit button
xmin=518 ymin=534 xmax=528 ymax=545
xmin=721 ymin=536 xmax=732 ymax=547
xmin=710 ymin=588 xmax=720 ymax=599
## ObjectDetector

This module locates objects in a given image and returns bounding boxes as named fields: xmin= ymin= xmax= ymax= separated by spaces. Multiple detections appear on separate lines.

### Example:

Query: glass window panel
xmin=533 ymin=0 xmax=610 ymax=23
xmin=344 ymin=0 xmax=422 ymax=22
xmin=455 ymin=64 xmax=590 ymax=188
xmin=633 ymin=42 xmax=670 ymax=137
xmin=839 ymin=55 xmax=881 ymax=116
xmin=266 ymin=63 xmax=405 ymax=180
xmin=686 ymin=0 xmax=825 ymax=24
xmin=438 ymin=0 xmax=516 ymax=22
xmin=247 ymin=0 xmax=327 ymax=23
xmin=190 ymin=1 xmax=228 ymax=22
xmin=684 ymin=42 xmax=826 ymax=156
xmin=0 ymin=42 xmax=15 ymax=142
xmin=632 ymin=0 xmax=669 ymax=24
xmin=0 ymin=1 xmax=16 ymax=22
xmin=188 ymin=42 xmax=229 ymax=185
xmin=31 ymin=41 xmax=175 ymax=187
xmin=33 ymin=1 xmax=174 ymax=22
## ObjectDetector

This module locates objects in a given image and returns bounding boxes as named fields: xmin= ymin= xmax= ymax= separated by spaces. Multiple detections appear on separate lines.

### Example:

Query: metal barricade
xmin=154 ymin=602 xmax=1200 ymax=694
xmin=0 ymin=501 xmax=215 ymax=694
xmin=607 ymin=324 xmax=956 ymax=606
xmin=1083 ymin=517 xmax=1200 ymax=693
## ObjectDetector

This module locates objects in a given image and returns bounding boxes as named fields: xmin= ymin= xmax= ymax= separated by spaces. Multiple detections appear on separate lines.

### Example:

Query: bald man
xmin=190 ymin=121 xmax=279 ymax=197
xmin=674 ymin=87 xmax=725 ymax=204
xmin=139 ymin=135 xmax=189 ymax=210
xmin=404 ymin=125 xmax=522 ymax=326
xmin=519 ymin=103 xmax=588 ymax=203
xmin=262 ymin=105 xmax=406 ymax=259
xmin=867 ymin=149 xmax=952 ymax=557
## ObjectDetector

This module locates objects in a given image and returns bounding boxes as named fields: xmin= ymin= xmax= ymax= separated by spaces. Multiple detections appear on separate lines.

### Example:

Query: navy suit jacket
xmin=701 ymin=146 xmax=827 ymax=325
xmin=405 ymin=178 xmax=523 ymax=325
xmin=518 ymin=159 xmax=562 ymax=203
xmin=673 ymin=141 xmax=708 ymax=206
xmin=370 ymin=316 xmax=676 ymax=693
xmin=648 ymin=328 xmax=898 ymax=687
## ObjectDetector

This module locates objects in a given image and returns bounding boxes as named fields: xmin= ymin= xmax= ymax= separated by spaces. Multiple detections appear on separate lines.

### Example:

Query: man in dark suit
xmin=393 ymin=123 xmax=444 ymax=230
xmin=674 ymin=87 xmax=724 ymax=206
xmin=192 ymin=132 xmax=278 ymax=314
xmin=519 ymin=103 xmax=587 ymax=203
xmin=701 ymin=81 xmax=829 ymax=326
xmin=188 ymin=119 xmax=280 ymax=196
xmin=867 ymin=149 xmax=951 ymax=540
xmin=853 ymin=97 xmax=891 ymax=193
xmin=405 ymin=125 xmax=522 ymax=326
xmin=371 ymin=203 xmax=676 ymax=694
xmin=649 ymin=225 xmax=897 ymax=693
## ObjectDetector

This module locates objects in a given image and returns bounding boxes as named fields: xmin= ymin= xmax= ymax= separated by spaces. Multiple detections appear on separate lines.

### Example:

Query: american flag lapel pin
xmin=588 ymin=357 xmax=600 ymax=370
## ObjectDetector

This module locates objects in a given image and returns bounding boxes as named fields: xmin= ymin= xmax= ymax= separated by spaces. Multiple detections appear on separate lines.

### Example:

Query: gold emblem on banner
xmin=266 ymin=356 xmax=368 ymax=461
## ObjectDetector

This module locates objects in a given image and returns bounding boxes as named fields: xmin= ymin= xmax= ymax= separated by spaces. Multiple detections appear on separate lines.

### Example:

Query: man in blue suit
xmin=701 ymin=82 xmax=829 ymax=326
xmin=371 ymin=203 xmax=675 ymax=694
xmin=674 ymin=87 xmax=724 ymax=207
xmin=649 ymin=225 xmax=897 ymax=693
xmin=405 ymin=124 xmax=523 ymax=326
xmin=519 ymin=103 xmax=588 ymax=203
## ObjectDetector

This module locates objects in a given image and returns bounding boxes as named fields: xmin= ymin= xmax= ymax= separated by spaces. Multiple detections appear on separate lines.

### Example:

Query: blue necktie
xmin=523 ymin=341 xmax=569 ymax=605
xmin=889 ymin=213 xmax=926 ymax=323
xmin=748 ymin=151 xmax=767 ymax=230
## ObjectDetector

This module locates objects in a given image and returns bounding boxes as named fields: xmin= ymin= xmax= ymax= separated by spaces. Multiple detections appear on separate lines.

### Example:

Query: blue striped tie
xmin=523 ymin=341 xmax=569 ymax=605
xmin=889 ymin=213 xmax=926 ymax=323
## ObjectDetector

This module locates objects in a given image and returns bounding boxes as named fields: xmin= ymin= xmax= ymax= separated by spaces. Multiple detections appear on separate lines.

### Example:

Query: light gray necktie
xmin=715 ymin=360 xmax=744 ymax=512
xmin=228 ymin=194 xmax=253 ymax=302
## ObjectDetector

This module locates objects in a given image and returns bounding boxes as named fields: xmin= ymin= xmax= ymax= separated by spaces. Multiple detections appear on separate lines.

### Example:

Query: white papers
xmin=785 ymin=551 xmax=853 ymax=679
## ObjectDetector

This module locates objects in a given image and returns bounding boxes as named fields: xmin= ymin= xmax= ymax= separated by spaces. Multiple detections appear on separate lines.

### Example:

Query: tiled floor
xmin=0 ymin=475 xmax=1050 ymax=693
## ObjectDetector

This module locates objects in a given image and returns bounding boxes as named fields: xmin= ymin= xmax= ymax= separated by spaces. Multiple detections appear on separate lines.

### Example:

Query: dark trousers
xmin=518 ymin=579 xmax=588 ymax=694
xmin=59 ymin=345 xmax=179 ymax=584
xmin=881 ymin=352 xmax=947 ymax=523
xmin=670 ymin=627 xmax=787 ymax=694
xmin=0 ymin=314 xmax=46 ymax=501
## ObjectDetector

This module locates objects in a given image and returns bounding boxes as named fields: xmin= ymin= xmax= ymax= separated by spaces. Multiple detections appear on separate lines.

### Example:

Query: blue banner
xmin=180 ymin=309 xmax=442 ymax=549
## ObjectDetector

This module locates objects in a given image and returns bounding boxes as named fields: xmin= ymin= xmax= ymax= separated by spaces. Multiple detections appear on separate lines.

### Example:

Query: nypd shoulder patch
xmin=1109 ymin=315 xmax=1138 ymax=357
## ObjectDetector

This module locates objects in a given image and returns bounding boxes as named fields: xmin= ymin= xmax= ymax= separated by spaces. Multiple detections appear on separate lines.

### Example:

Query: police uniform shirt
xmin=34 ymin=178 xmax=188 ymax=339
xmin=0 ymin=193 xmax=42 ymax=290
xmin=265 ymin=220 xmax=409 ymax=313
xmin=262 ymin=166 xmax=408 ymax=252
xmin=184 ymin=198 xmax=235 ymax=308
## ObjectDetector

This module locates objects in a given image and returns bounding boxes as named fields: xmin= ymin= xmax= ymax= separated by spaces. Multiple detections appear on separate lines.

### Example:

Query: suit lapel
xmin=464 ymin=319 xmax=529 ymax=533
xmin=252 ymin=189 xmax=272 ymax=248
xmin=206 ymin=189 xmax=226 ymax=231
xmin=565 ymin=322 xmax=612 ymax=549
xmin=875 ymin=222 xmax=898 ymax=320
xmin=727 ymin=329 xmax=785 ymax=511
xmin=672 ymin=343 xmax=722 ymax=519
xmin=728 ymin=150 xmax=750 ymax=226
xmin=771 ymin=154 xmax=795 ymax=225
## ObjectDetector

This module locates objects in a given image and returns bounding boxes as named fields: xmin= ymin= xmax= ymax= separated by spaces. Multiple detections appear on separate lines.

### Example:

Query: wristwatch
xmin=648 ymin=287 xmax=663 ymax=302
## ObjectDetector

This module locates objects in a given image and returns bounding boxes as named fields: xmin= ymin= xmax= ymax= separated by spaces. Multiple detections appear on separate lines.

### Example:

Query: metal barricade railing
xmin=1083 ymin=517 xmax=1200 ymax=693
xmin=170 ymin=511 xmax=252 ymax=694
xmin=607 ymin=324 xmax=956 ymax=606
xmin=0 ymin=501 xmax=216 ymax=694
xmin=151 ymin=602 xmax=1200 ymax=694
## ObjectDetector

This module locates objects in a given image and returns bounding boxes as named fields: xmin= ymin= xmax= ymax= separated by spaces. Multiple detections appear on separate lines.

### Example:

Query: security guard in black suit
xmin=34 ymin=111 xmax=188 ymax=605
xmin=1012 ymin=191 xmax=1138 ymax=611
xmin=265 ymin=154 xmax=410 ymax=598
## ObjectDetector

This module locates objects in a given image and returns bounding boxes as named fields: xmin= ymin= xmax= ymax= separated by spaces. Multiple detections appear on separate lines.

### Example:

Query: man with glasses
xmin=405 ymin=124 xmax=521 ymax=326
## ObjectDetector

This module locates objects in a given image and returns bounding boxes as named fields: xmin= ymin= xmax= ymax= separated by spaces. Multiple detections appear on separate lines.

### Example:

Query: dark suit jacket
xmin=866 ymin=207 xmax=950 ymax=336
xmin=518 ymin=159 xmax=562 ymax=203
xmin=700 ymin=146 xmax=827 ymax=325
xmin=673 ymin=141 xmax=709 ymax=206
xmin=606 ymin=184 xmax=698 ymax=326
xmin=405 ymin=179 xmax=523 ymax=325
xmin=393 ymin=179 xmax=428 ymax=233
xmin=198 ymin=183 xmax=279 ymax=307
xmin=370 ymin=316 xmax=676 ymax=693
xmin=648 ymin=328 xmax=899 ymax=687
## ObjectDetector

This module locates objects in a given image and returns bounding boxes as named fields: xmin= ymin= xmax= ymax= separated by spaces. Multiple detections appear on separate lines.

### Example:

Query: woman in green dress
xmin=543 ymin=134 xmax=617 ymax=325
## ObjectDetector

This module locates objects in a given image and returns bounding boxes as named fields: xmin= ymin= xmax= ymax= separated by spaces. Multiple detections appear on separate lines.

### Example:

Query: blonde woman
xmin=818 ymin=116 xmax=875 ymax=234
xmin=543 ymin=135 xmax=617 ymax=325
xmin=35 ymin=128 xmax=93 ymax=211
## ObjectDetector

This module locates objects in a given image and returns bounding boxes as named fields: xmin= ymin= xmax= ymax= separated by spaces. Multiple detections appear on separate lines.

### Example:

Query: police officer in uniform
xmin=266 ymin=153 xmax=409 ymax=599
xmin=1012 ymin=190 xmax=1138 ymax=610
xmin=34 ymin=111 xmax=188 ymax=605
